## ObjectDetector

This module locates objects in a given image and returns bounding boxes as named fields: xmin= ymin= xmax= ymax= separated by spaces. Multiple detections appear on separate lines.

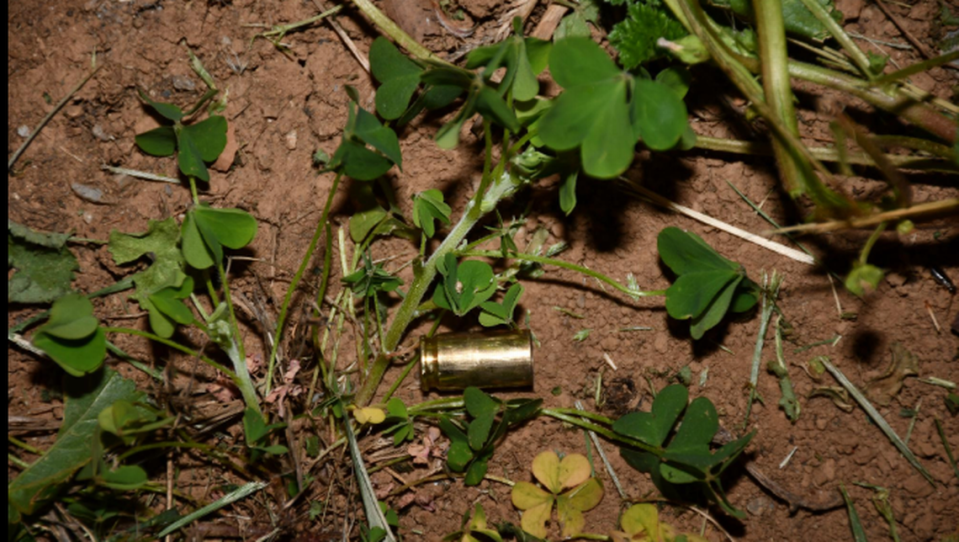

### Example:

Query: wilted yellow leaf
xmin=511 ymin=481 xmax=553 ymax=510
xmin=519 ymin=501 xmax=552 ymax=539
xmin=353 ymin=406 xmax=385 ymax=425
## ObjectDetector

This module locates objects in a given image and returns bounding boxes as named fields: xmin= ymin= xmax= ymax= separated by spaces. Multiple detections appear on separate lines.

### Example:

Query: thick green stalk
xmin=355 ymin=172 xmax=525 ymax=405
xmin=754 ymin=0 xmax=810 ymax=197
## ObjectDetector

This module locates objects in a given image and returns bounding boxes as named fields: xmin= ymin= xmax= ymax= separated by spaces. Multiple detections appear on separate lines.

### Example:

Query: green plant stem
xmin=541 ymin=408 xmax=662 ymax=456
xmin=754 ymin=0 xmax=808 ymax=197
xmin=267 ymin=173 xmax=342 ymax=395
xmin=9 ymin=436 xmax=42 ymax=456
xmin=743 ymin=272 xmax=782 ymax=431
xmin=545 ymin=407 xmax=614 ymax=426
xmin=8 ymin=453 xmax=30 ymax=470
xmin=797 ymin=0 xmax=875 ymax=79
xmin=936 ymin=418 xmax=959 ymax=481
xmin=355 ymin=171 xmax=524 ymax=406
xmin=348 ymin=0 xmax=453 ymax=66
xmin=257 ymin=4 xmax=344 ymax=43
xmin=102 ymin=326 xmax=237 ymax=382
xmin=693 ymin=135 xmax=958 ymax=173
xmin=407 ymin=396 xmax=465 ymax=414
xmin=859 ymin=222 xmax=887 ymax=264
xmin=217 ymin=260 xmax=261 ymax=415
xmin=460 ymin=250 xmax=666 ymax=299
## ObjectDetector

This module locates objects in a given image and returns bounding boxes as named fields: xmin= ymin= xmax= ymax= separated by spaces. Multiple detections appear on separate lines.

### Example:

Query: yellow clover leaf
xmin=353 ymin=406 xmax=386 ymax=425
xmin=511 ymin=451 xmax=604 ymax=538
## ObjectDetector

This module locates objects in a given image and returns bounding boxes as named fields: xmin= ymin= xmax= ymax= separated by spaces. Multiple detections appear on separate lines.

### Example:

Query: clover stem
xmin=541 ymin=408 xmax=662 ymax=456
xmin=266 ymin=173 xmax=342 ymax=395
xmin=348 ymin=0 xmax=454 ymax=67
xmin=188 ymin=176 xmax=200 ymax=206
xmin=459 ymin=250 xmax=666 ymax=300
xmin=356 ymin=171 xmax=524 ymax=405
xmin=858 ymin=222 xmax=888 ymax=265
xmin=217 ymin=260 xmax=262 ymax=415
xmin=103 ymin=326 xmax=236 ymax=380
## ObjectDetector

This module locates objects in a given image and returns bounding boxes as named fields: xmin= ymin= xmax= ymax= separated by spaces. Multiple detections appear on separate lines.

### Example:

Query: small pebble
xmin=172 ymin=75 xmax=196 ymax=91
xmin=82 ymin=211 xmax=94 ymax=224
xmin=285 ymin=130 xmax=298 ymax=150
xmin=92 ymin=124 xmax=114 ymax=141
xmin=17 ymin=125 xmax=31 ymax=138
xmin=71 ymin=182 xmax=103 ymax=203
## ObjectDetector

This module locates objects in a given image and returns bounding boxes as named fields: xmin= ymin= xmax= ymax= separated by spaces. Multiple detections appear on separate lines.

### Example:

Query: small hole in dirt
xmin=297 ymin=58 xmax=306 ymax=68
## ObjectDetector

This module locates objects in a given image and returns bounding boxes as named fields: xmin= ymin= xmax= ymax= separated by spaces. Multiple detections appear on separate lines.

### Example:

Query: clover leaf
xmin=537 ymin=38 xmax=688 ymax=179
xmin=328 ymin=90 xmax=403 ymax=181
xmin=412 ymin=189 xmax=452 ymax=238
xmin=479 ymin=283 xmax=524 ymax=327
xmin=180 ymin=205 xmax=258 ymax=270
xmin=612 ymin=384 xmax=755 ymax=518
xmin=243 ymin=408 xmax=289 ymax=461
xmin=465 ymin=19 xmax=551 ymax=102
xmin=32 ymin=294 xmax=106 ymax=376
xmin=510 ymin=451 xmax=604 ymax=538
xmin=342 ymin=252 xmax=402 ymax=298
xmin=845 ymin=261 xmax=883 ymax=297
xmin=439 ymin=388 xmax=542 ymax=486
xmin=657 ymin=227 xmax=757 ymax=339
xmin=382 ymin=398 xmax=415 ymax=446
xmin=369 ymin=37 xmax=463 ymax=122
xmin=135 ymin=89 xmax=227 ymax=182
xmin=433 ymin=254 xmax=498 ymax=317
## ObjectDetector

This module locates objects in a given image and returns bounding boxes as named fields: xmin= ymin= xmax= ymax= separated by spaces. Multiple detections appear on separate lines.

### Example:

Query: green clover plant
xmin=134 ymin=89 xmax=227 ymax=183
xmin=510 ymin=451 xmax=604 ymax=538
xmin=658 ymin=227 xmax=758 ymax=339
xmin=612 ymin=384 xmax=755 ymax=517
xmin=439 ymin=387 xmax=542 ymax=486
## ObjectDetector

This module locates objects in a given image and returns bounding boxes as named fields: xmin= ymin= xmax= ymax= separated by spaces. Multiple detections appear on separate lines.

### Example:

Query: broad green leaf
xmin=464 ymin=387 xmax=499 ymax=451
xmin=350 ymin=207 xmax=388 ymax=243
xmin=690 ymin=276 xmax=743 ymax=339
xmin=668 ymin=397 xmax=718 ymax=452
xmin=631 ymin=79 xmax=688 ymax=150
xmin=134 ymin=126 xmax=177 ymax=157
xmin=613 ymin=384 xmax=688 ymax=446
xmin=479 ymin=283 xmax=523 ymax=327
xmin=354 ymin=108 xmax=403 ymax=168
xmin=148 ymin=277 xmax=195 ymax=336
xmin=176 ymin=128 xmax=210 ymax=182
xmin=36 ymin=294 xmax=97 ymax=340
xmin=33 ymin=328 xmax=107 ymax=377
xmin=474 ymin=86 xmax=521 ymax=132
xmin=180 ymin=212 xmax=215 ymax=270
xmin=332 ymin=139 xmax=395 ymax=180
xmin=711 ymin=0 xmax=842 ymax=41
xmin=8 ymin=226 xmax=78 ymax=304
xmin=657 ymin=227 xmax=738 ymax=275
xmin=370 ymin=37 xmax=424 ymax=120
xmin=412 ymin=189 xmax=452 ymax=238
xmin=559 ymin=170 xmax=578 ymax=215
xmin=181 ymin=116 xmax=227 ymax=162
xmin=655 ymin=66 xmax=692 ymax=99
xmin=730 ymin=287 xmax=758 ymax=313
xmin=136 ymin=89 xmax=184 ymax=122
xmin=194 ymin=206 xmax=258 ymax=250
xmin=9 ymin=370 xmax=142 ymax=514
xmin=99 ymin=465 xmax=148 ymax=490
xmin=448 ymin=440 xmax=474 ymax=472
xmin=385 ymin=398 xmax=408 ymax=419
xmin=665 ymin=271 xmax=738 ymax=320
xmin=464 ymin=455 xmax=490 ymax=485
xmin=549 ymin=37 xmax=620 ymax=88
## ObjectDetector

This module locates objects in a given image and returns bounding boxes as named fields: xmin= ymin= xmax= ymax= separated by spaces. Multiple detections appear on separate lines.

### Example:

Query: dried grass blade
xmin=819 ymin=358 xmax=935 ymax=485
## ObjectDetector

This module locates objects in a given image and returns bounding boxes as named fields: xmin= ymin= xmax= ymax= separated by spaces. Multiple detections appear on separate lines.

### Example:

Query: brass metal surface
xmin=420 ymin=330 xmax=533 ymax=391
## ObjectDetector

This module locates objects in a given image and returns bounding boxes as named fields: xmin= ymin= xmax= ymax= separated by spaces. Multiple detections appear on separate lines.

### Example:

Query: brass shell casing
xmin=420 ymin=330 xmax=533 ymax=391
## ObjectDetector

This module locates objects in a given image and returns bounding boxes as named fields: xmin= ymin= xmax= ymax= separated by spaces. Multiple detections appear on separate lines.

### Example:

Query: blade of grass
xmin=839 ymin=483 xmax=869 ymax=542
xmin=773 ymin=198 xmax=959 ymax=235
xmin=936 ymin=418 xmax=959 ymax=482
xmin=797 ymin=0 xmax=875 ymax=79
xmin=743 ymin=271 xmax=782 ymax=431
xmin=156 ymin=481 xmax=267 ymax=538
xmin=344 ymin=417 xmax=397 ymax=541
xmin=819 ymin=357 xmax=935 ymax=485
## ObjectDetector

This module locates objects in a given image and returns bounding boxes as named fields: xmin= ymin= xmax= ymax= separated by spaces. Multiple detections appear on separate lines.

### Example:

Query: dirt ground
xmin=7 ymin=0 xmax=959 ymax=540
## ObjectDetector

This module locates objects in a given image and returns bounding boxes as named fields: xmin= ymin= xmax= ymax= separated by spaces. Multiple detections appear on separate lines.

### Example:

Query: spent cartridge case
xmin=420 ymin=330 xmax=533 ymax=391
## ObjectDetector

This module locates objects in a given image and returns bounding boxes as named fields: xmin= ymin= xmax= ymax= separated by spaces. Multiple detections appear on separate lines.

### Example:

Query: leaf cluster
xmin=612 ymin=384 xmax=754 ymax=517
xmin=343 ymin=252 xmax=402 ymax=298
xmin=439 ymin=387 xmax=542 ymax=485
xmin=243 ymin=408 xmax=289 ymax=461
xmin=382 ymin=398 xmax=416 ymax=445
xmin=433 ymin=254 xmax=525 ymax=327
xmin=658 ymin=227 xmax=758 ymax=339
xmin=31 ymin=294 xmax=106 ymax=376
xmin=510 ymin=451 xmax=604 ymax=538
xmin=443 ymin=503 xmax=503 ymax=542
xmin=9 ymin=370 xmax=154 ymax=532
xmin=134 ymin=89 xmax=227 ymax=182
